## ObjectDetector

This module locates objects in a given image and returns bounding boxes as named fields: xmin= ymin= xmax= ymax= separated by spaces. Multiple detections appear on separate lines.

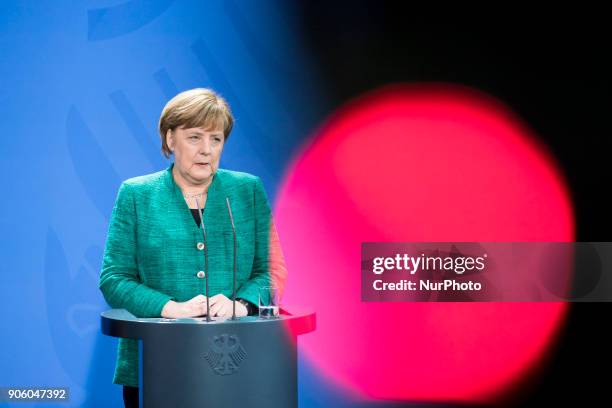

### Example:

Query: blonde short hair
xmin=158 ymin=88 xmax=234 ymax=158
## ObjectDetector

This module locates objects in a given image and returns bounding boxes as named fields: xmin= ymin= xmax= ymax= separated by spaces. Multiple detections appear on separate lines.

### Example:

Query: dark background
xmin=297 ymin=3 xmax=611 ymax=406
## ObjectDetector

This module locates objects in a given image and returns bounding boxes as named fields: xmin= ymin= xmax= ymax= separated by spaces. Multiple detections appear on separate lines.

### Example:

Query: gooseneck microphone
xmin=195 ymin=197 xmax=211 ymax=322
xmin=226 ymin=197 xmax=238 ymax=320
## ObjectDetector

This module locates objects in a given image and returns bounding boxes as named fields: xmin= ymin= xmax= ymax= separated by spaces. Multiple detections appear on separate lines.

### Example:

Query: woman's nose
xmin=199 ymin=139 xmax=211 ymax=154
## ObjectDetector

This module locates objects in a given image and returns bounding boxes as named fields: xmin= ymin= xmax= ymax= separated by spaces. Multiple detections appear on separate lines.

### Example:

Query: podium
xmin=101 ymin=308 xmax=316 ymax=407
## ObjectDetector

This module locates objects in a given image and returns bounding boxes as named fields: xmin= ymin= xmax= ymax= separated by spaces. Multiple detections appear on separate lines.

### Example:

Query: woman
xmin=99 ymin=88 xmax=287 ymax=408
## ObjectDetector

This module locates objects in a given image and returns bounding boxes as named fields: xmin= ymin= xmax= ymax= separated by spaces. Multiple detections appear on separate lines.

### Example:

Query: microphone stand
xmin=195 ymin=197 xmax=211 ymax=322
xmin=226 ymin=197 xmax=239 ymax=320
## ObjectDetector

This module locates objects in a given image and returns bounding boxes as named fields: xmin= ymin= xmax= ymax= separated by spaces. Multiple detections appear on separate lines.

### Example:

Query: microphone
xmin=226 ymin=197 xmax=238 ymax=320
xmin=195 ymin=196 xmax=211 ymax=322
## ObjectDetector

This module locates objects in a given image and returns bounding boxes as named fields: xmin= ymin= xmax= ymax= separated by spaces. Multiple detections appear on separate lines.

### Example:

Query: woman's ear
xmin=166 ymin=129 xmax=174 ymax=152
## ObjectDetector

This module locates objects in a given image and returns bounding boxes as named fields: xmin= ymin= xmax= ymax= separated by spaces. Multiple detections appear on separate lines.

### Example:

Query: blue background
xmin=0 ymin=1 xmax=375 ymax=406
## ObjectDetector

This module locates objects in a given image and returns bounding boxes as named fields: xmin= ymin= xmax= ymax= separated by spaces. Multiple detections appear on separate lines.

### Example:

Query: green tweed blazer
xmin=99 ymin=163 xmax=277 ymax=387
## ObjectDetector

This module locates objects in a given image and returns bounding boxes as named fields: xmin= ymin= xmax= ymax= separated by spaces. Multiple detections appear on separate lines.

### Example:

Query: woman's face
xmin=167 ymin=125 xmax=225 ymax=187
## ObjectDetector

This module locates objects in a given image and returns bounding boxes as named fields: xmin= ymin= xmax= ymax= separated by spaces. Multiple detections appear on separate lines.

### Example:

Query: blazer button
xmin=196 ymin=271 xmax=205 ymax=279
xmin=197 ymin=242 xmax=205 ymax=250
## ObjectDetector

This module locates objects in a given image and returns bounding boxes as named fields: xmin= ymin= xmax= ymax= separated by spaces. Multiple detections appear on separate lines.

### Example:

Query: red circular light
xmin=276 ymin=85 xmax=574 ymax=403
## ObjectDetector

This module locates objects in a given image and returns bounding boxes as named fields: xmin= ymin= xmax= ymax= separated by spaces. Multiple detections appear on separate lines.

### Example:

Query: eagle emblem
xmin=204 ymin=334 xmax=247 ymax=375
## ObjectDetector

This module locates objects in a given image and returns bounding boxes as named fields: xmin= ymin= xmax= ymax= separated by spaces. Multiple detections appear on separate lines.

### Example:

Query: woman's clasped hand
xmin=160 ymin=294 xmax=248 ymax=318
